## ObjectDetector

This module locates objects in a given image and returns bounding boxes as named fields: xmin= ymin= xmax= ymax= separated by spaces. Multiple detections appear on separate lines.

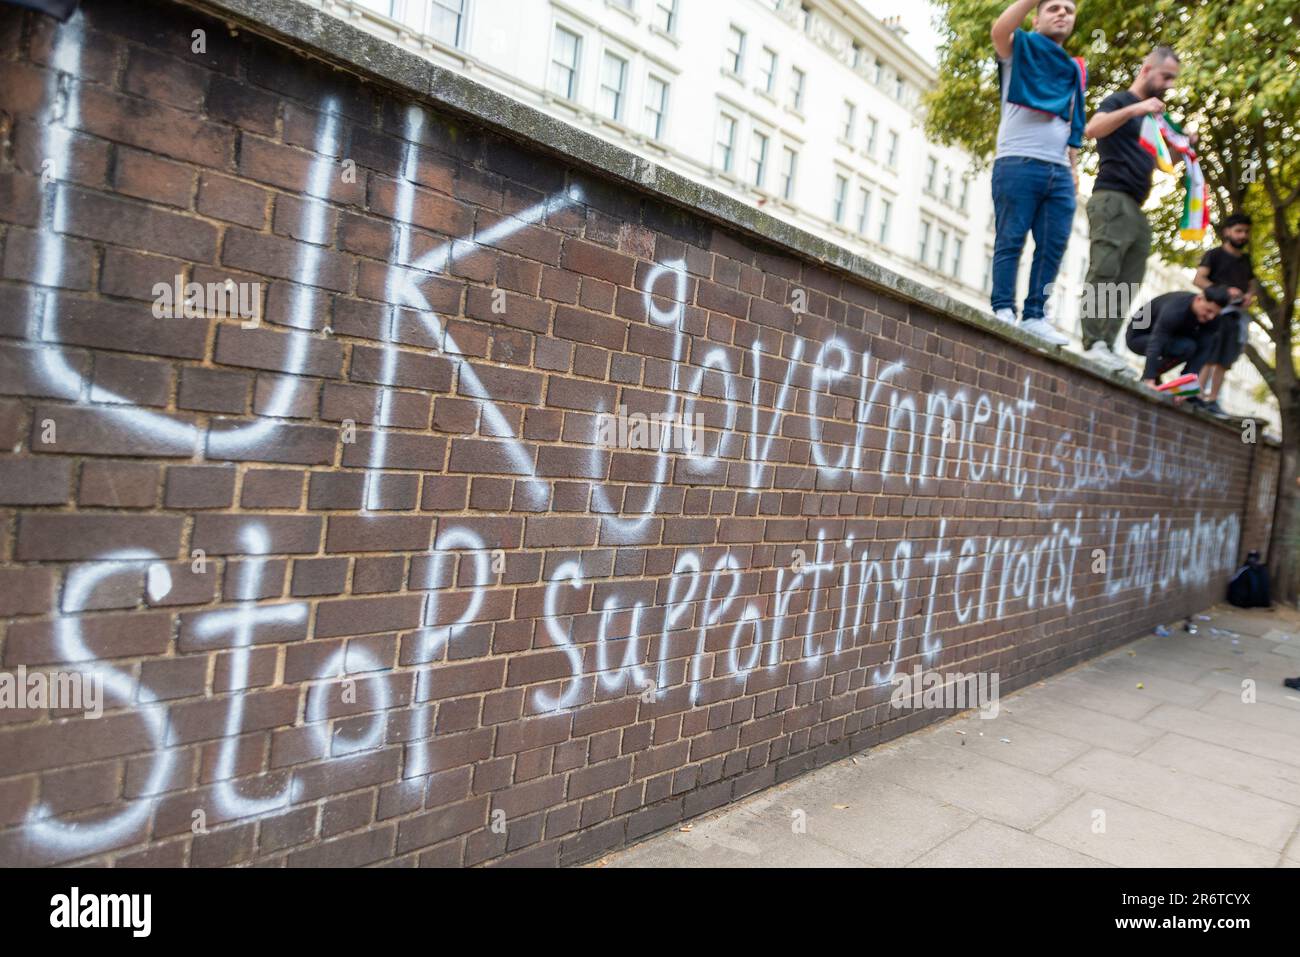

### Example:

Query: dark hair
xmin=1220 ymin=213 xmax=1253 ymax=230
xmin=1147 ymin=45 xmax=1181 ymax=65
xmin=1202 ymin=285 xmax=1231 ymax=307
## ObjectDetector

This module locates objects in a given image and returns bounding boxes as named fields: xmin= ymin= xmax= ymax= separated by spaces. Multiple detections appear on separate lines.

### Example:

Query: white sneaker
xmin=1085 ymin=340 xmax=1124 ymax=369
xmin=1021 ymin=318 xmax=1070 ymax=347
xmin=1085 ymin=340 xmax=1136 ymax=374
xmin=992 ymin=308 xmax=1017 ymax=325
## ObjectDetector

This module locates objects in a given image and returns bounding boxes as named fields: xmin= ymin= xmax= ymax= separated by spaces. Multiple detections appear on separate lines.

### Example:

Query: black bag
xmin=1227 ymin=550 xmax=1271 ymax=608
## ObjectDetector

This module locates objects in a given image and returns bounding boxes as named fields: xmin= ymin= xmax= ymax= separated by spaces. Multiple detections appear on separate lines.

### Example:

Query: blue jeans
xmin=990 ymin=156 xmax=1076 ymax=320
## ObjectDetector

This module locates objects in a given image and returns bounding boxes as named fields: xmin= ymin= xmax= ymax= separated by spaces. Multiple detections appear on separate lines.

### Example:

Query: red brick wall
xmin=0 ymin=0 xmax=1267 ymax=866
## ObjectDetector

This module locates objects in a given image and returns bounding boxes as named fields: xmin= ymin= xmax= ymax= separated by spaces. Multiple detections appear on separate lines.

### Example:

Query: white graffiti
xmin=5 ymin=12 xmax=1249 ymax=863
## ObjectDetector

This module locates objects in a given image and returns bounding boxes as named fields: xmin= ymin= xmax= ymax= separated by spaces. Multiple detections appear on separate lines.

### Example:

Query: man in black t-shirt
xmin=1124 ymin=287 xmax=1229 ymax=387
xmin=1192 ymin=213 xmax=1258 ymax=415
xmin=1078 ymin=47 xmax=1185 ymax=374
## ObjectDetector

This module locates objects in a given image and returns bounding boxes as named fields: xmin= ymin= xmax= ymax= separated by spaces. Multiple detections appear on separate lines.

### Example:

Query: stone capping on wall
xmin=175 ymin=0 xmax=1265 ymax=444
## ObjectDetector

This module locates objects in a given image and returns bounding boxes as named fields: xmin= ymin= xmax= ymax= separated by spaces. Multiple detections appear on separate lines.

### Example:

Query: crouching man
xmin=1125 ymin=286 xmax=1230 ymax=389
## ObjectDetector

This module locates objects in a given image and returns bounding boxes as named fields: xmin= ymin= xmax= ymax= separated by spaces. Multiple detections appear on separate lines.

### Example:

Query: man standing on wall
xmin=988 ymin=0 xmax=1082 ymax=347
xmin=1078 ymin=46 xmax=1184 ymax=373
xmin=1192 ymin=213 xmax=1259 ymax=416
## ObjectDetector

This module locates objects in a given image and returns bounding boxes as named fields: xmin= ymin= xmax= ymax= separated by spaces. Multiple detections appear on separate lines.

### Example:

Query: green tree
xmin=925 ymin=0 xmax=1300 ymax=599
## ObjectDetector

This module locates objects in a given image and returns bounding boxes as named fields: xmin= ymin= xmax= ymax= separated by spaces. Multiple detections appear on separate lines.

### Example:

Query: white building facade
xmin=312 ymin=0 xmax=1275 ymax=424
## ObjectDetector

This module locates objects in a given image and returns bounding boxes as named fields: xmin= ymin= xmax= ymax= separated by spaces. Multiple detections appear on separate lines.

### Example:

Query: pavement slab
xmin=598 ymin=605 xmax=1300 ymax=868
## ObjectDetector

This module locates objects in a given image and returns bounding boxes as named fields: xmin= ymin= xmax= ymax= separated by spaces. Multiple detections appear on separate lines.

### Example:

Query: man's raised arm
xmin=991 ymin=0 xmax=1038 ymax=59
xmin=1085 ymin=95 xmax=1163 ymax=139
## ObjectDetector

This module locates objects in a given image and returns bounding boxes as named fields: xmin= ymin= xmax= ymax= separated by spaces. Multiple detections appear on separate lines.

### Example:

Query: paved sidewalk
xmin=600 ymin=604 xmax=1300 ymax=868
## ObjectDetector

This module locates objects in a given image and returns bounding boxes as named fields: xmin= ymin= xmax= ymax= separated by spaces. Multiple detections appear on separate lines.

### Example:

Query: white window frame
xmin=780 ymin=145 xmax=798 ymax=200
xmin=789 ymin=66 xmax=805 ymax=111
xmin=750 ymin=129 xmax=770 ymax=188
xmin=652 ymin=0 xmax=677 ymax=34
xmin=643 ymin=73 xmax=670 ymax=140
xmin=598 ymin=49 xmax=629 ymax=121
xmin=725 ymin=24 xmax=746 ymax=75
xmin=548 ymin=25 xmax=583 ymax=101
xmin=832 ymin=173 xmax=849 ymax=225
xmin=759 ymin=47 xmax=778 ymax=94
xmin=715 ymin=111 xmax=738 ymax=172
xmin=856 ymin=186 xmax=872 ymax=235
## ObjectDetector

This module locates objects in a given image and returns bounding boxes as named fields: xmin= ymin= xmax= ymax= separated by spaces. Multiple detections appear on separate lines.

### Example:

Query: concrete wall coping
xmin=174 ymin=0 xmax=1264 ymax=442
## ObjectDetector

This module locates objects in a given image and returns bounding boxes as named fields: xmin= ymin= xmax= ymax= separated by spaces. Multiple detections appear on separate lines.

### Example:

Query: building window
xmin=935 ymin=228 xmax=948 ymax=271
xmin=856 ymin=187 xmax=872 ymax=235
xmin=924 ymin=156 xmax=938 ymax=194
xmin=780 ymin=146 xmax=798 ymax=200
xmin=865 ymin=116 xmax=878 ymax=158
xmin=725 ymin=25 xmax=746 ymax=75
xmin=878 ymin=198 xmax=892 ymax=243
xmin=433 ymin=0 xmax=466 ymax=47
xmin=942 ymin=167 xmax=954 ymax=204
xmin=886 ymin=130 xmax=899 ymax=168
xmin=959 ymin=176 xmax=970 ymax=213
xmin=759 ymin=47 xmax=778 ymax=94
xmin=715 ymin=113 xmax=737 ymax=171
xmin=798 ymin=2 xmax=811 ymax=31
xmin=951 ymin=237 xmax=964 ymax=278
xmin=598 ymin=51 xmax=628 ymax=121
xmin=982 ymin=250 xmax=993 ymax=291
xmin=644 ymin=74 xmax=669 ymax=140
xmin=549 ymin=26 xmax=581 ymax=100
xmin=873 ymin=57 xmax=883 ymax=85
xmin=895 ymin=75 xmax=905 ymax=101
xmin=653 ymin=0 xmax=676 ymax=33
xmin=833 ymin=174 xmax=849 ymax=225
xmin=918 ymin=220 xmax=931 ymax=263
xmin=394 ymin=0 xmax=464 ymax=47
xmin=841 ymin=100 xmax=856 ymax=141
xmin=750 ymin=130 xmax=769 ymax=187
xmin=789 ymin=66 xmax=805 ymax=110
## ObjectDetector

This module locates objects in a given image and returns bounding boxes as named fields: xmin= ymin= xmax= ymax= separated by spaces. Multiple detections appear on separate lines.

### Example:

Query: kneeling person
xmin=1125 ymin=287 xmax=1230 ymax=388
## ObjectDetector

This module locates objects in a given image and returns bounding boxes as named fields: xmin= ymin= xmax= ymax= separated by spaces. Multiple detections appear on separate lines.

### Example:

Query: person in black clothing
xmin=1125 ymin=287 xmax=1231 ymax=389
xmin=1193 ymin=214 xmax=1259 ymax=414
xmin=1079 ymin=47 xmax=1190 ymax=373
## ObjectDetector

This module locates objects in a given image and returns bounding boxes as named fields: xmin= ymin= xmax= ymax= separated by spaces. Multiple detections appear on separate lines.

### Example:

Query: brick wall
xmin=0 ymin=0 xmax=1273 ymax=866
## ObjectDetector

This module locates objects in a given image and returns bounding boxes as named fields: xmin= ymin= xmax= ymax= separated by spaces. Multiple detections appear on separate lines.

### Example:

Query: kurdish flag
xmin=1156 ymin=373 xmax=1200 ymax=397
xmin=1138 ymin=114 xmax=1211 ymax=242
xmin=1139 ymin=113 xmax=1175 ymax=173
xmin=1179 ymin=155 xmax=1210 ymax=242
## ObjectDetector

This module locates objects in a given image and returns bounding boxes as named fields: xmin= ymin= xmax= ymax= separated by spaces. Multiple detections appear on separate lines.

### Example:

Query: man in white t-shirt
xmin=988 ymin=0 xmax=1081 ymax=347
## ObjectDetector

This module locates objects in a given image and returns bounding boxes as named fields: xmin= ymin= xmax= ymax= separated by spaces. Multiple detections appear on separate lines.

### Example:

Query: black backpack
xmin=1227 ymin=550 xmax=1271 ymax=608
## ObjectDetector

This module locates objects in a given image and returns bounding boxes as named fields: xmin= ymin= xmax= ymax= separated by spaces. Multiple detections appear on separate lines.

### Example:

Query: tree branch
xmin=1244 ymin=341 xmax=1277 ymax=392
